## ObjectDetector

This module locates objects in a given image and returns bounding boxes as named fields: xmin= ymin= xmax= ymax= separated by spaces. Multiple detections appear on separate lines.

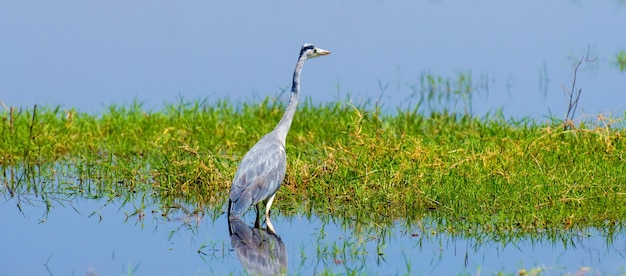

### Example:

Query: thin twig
xmin=563 ymin=44 xmax=597 ymax=131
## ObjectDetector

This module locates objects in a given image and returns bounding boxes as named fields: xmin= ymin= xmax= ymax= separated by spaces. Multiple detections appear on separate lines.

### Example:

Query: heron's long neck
xmin=272 ymin=55 xmax=307 ymax=145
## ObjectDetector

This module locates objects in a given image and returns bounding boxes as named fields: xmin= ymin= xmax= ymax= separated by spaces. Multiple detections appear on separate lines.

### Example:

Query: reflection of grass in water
xmin=306 ymin=220 xmax=389 ymax=275
xmin=302 ymin=219 xmax=626 ymax=275
xmin=1 ymin=97 xmax=625 ymax=238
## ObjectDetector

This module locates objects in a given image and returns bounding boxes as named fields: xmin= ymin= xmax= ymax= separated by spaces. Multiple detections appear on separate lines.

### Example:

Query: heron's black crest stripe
xmin=300 ymin=44 xmax=316 ymax=57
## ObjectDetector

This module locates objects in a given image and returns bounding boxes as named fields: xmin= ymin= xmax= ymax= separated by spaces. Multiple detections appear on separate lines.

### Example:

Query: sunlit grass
xmin=1 ymin=98 xmax=625 ymax=237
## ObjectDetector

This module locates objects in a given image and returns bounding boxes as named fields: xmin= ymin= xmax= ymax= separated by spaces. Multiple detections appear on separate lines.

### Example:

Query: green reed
xmin=1 ymin=98 xmax=625 ymax=235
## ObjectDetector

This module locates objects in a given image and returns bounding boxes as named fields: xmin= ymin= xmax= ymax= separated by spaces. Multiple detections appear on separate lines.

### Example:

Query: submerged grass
xmin=1 ymin=98 xmax=625 ymax=235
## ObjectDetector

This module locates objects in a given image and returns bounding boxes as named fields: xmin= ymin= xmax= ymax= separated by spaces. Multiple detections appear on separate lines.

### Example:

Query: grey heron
xmin=227 ymin=43 xmax=330 ymax=231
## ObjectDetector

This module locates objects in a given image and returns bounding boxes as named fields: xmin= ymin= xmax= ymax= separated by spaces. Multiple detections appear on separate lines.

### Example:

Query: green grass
xmin=1 ymin=98 xmax=625 ymax=235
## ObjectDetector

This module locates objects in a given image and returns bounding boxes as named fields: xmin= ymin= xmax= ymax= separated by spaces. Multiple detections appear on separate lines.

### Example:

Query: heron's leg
xmin=265 ymin=194 xmax=276 ymax=220
xmin=254 ymin=203 xmax=261 ymax=229
xmin=264 ymin=195 xmax=277 ymax=233
xmin=266 ymin=215 xmax=276 ymax=234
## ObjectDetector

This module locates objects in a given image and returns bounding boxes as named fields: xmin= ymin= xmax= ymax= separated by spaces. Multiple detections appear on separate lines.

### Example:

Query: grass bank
xmin=1 ymin=99 xmax=625 ymax=234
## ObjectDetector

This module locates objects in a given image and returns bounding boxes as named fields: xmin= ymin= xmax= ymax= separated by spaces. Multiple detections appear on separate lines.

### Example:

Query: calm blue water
xmin=1 ymin=194 xmax=625 ymax=275
xmin=1 ymin=1 xmax=625 ymax=119
xmin=2 ymin=1 xmax=626 ymax=275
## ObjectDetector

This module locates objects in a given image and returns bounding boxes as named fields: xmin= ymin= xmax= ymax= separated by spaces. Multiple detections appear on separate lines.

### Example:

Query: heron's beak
xmin=315 ymin=48 xmax=331 ymax=56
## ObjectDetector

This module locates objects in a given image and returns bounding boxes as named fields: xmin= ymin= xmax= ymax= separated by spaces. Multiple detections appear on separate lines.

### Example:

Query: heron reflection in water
xmin=228 ymin=215 xmax=287 ymax=275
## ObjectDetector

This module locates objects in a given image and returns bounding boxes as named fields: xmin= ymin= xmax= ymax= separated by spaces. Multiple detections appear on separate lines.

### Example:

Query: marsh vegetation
xmin=2 ymin=94 xmax=624 ymax=232
xmin=2 ymin=64 xmax=626 ymax=274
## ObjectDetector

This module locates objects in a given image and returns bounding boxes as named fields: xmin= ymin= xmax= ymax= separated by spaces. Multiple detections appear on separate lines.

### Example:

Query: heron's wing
xmin=229 ymin=136 xmax=287 ymax=216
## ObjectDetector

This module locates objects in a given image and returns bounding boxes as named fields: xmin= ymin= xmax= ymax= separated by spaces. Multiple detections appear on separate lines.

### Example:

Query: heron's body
xmin=228 ymin=134 xmax=286 ymax=217
xmin=228 ymin=43 xmax=330 ymax=230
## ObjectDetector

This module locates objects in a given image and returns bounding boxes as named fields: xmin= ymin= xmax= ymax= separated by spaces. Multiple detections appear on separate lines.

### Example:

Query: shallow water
xmin=2 ymin=0 xmax=625 ymax=119
xmin=2 ymin=1 xmax=626 ymax=274
xmin=2 ymin=193 xmax=625 ymax=275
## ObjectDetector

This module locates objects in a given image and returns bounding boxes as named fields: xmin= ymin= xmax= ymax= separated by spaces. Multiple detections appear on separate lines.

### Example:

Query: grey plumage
xmin=228 ymin=135 xmax=286 ymax=217
xmin=227 ymin=43 xmax=330 ymax=230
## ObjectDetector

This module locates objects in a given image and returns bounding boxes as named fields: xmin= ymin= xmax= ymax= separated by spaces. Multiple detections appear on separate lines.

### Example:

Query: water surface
xmin=2 ymin=194 xmax=625 ymax=275
xmin=1 ymin=0 xmax=625 ymax=119
xmin=1 ymin=1 xmax=626 ymax=275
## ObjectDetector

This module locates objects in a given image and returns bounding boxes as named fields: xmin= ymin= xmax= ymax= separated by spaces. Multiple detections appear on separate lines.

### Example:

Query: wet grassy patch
xmin=1 ymin=99 xmax=625 ymax=235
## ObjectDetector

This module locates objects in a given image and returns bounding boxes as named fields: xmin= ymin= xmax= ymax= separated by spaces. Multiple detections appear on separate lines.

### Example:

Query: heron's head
xmin=300 ymin=43 xmax=331 ymax=59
